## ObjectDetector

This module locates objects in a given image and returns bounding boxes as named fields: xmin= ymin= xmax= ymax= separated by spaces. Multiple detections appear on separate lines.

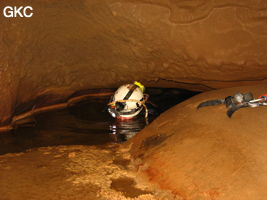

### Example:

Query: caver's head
xmin=108 ymin=82 xmax=145 ymax=119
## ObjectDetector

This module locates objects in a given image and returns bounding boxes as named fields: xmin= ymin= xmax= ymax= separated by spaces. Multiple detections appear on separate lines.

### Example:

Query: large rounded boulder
xmin=130 ymin=84 xmax=267 ymax=200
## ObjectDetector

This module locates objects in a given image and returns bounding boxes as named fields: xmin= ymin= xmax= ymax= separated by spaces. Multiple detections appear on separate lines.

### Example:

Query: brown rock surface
xmin=1 ymin=0 xmax=267 ymax=123
xmin=130 ymin=84 xmax=267 ymax=200
xmin=0 ymin=144 xmax=179 ymax=200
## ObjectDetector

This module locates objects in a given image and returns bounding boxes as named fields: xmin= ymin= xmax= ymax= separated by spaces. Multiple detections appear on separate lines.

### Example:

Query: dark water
xmin=0 ymin=88 xmax=198 ymax=155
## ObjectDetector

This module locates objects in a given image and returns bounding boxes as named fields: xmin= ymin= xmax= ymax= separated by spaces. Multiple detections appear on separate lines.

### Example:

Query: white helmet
xmin=108 ymin=82 xmax=146 ymax=119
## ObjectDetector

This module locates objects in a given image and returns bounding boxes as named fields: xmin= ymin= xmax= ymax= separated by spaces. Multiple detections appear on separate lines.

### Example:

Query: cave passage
xmin=0 ymin=88 xmax=198 ymax=155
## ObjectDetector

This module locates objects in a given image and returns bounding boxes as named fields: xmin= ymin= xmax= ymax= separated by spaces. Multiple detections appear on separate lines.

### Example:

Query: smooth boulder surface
xmin=130 ymin=84 xmax=267 ymax=200
xmin=1 ymin=0 xmax=267 ymax=125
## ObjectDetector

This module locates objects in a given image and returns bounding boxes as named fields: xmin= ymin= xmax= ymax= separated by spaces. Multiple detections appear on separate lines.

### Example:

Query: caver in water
xmin=107 ymin=81 xmax=149 ymax=119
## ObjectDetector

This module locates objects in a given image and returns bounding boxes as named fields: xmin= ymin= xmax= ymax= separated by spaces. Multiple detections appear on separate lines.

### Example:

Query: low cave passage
xmin=0 ymin=88 xmax=199 ymax=155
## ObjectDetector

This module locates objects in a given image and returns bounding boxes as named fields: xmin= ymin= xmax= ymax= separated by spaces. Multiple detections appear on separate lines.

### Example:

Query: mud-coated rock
xmin=1 ymin=0 xmax=267 ymax=125
xmin=130 ymin=84 xmax=267 ymax=200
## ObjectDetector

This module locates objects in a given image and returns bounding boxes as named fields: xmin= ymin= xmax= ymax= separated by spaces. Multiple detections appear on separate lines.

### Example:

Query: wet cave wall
xmin=1 ymin=0 xmax=267 ymax=125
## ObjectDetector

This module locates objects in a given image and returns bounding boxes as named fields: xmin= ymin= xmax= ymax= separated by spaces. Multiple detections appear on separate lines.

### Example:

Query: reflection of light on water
xmin=109 ymin=117 xmax=147 ymax=143
xmin=0 ymin=89 xmax=198 ymax=154
xmin=110 ymin=125 xmax=117 ymax=134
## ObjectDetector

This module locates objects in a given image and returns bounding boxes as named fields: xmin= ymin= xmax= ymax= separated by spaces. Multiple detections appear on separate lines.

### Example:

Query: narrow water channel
xmin=0 ymin=88 xmax=198 ymax=155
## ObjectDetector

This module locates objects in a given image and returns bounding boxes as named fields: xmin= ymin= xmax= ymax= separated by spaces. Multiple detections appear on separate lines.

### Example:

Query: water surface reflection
xmin=0 ymin=89 xmax=198 ymax=154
